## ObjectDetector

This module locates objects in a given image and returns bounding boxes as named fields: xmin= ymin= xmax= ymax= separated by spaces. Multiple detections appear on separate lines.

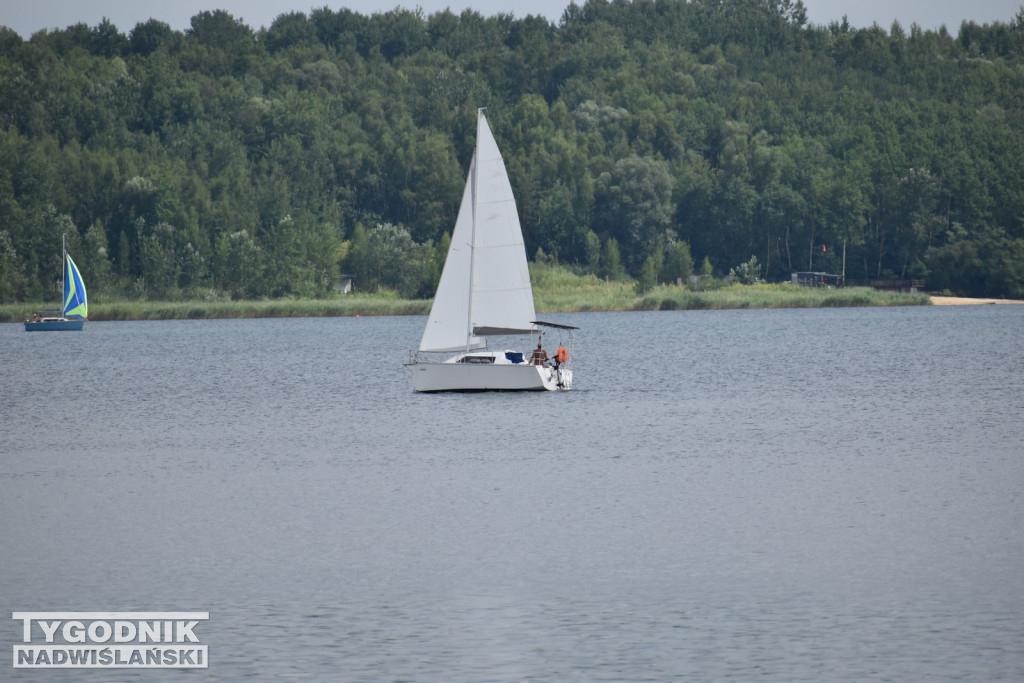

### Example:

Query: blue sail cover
xmin=63 ymin=253 xmax=88 ymax=319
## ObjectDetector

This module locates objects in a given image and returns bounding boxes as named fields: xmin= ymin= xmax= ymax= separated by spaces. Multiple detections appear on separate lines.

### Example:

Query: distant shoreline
xmin=2 ymin=285 xmax=935 ymax=322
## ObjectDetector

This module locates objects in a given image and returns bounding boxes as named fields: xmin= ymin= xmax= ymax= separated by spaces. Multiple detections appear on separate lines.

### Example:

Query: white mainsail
xmin=418 ymin=110 xmax=537 ymax=353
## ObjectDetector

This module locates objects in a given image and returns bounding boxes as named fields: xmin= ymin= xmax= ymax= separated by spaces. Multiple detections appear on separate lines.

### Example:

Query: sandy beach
xmin=930 ymin=296 xmax=1024 ymax=305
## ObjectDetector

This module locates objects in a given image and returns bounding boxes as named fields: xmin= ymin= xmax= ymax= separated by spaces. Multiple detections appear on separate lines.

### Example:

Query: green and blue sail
xmin=63 ymin=253 xmax=88 ymax=319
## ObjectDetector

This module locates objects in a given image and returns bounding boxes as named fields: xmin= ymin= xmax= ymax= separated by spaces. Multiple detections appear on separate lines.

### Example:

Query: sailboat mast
xmin=465 ymin=108 xmax=483 ymax=352
xmin=61 ymin=232 xmax=66 ymax=314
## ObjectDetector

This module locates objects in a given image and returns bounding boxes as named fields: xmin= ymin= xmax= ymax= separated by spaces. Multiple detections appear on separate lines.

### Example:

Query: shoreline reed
xmin=1 ymin=285 xmax=931 ymax=323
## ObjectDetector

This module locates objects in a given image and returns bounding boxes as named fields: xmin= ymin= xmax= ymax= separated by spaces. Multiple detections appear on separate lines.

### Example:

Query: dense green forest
xmin=2 ymin=0 xmax=1023 ymax=303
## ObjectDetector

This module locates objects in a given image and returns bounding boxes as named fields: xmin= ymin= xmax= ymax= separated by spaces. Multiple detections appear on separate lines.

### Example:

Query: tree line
xmin=1 ymin=0 xmax=1023 ymax=302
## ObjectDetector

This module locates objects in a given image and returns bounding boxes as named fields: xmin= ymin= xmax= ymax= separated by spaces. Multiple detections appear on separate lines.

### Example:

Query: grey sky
xmin=3 ymin=0 xmax=1020 ymax=39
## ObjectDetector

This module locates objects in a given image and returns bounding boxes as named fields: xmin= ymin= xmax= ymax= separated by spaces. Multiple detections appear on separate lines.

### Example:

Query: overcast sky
xmin=3 ymin=0 xmax=1021 ymax=39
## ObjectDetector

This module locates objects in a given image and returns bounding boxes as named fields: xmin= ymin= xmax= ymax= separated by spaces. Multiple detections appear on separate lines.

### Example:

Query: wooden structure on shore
xmin=792 ymin=272 xmax=844 ymax=287
xmin=868 ymin=280 xmax=925 ymax=293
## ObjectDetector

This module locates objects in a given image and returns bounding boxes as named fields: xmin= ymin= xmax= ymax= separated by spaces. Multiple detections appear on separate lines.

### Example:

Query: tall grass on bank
xmin=0 ymin=267 xmax=930 ymax=323
xmin=530 ymin=264 xmax=639 ymax=312
xmin=0 ymin=293 xmax=430 ymax=322
xmin=630 ymin=282 xmax=931 ymax=311
xmin=528 ymin=264 xmax=930 ymax=312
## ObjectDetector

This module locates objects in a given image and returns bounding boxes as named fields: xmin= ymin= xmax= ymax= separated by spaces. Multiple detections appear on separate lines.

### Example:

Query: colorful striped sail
xmin=63 ymin=253 xmax=88 ymax=319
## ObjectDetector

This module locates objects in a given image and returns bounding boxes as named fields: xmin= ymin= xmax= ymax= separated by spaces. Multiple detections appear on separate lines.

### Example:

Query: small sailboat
xmin=25 ymin=234 xmax=88 ymax=331
xmin=406 ymin=109 xmax=576 ymax=392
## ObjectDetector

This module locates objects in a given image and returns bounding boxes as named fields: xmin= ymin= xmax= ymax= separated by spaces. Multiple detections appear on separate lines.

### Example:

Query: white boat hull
xmin=407 ymin=352 xmax=572 ymax=392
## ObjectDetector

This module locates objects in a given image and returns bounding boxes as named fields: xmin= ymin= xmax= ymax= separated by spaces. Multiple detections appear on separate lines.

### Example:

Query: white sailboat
xmin=406 ymin=109 xmax=576 ymax=392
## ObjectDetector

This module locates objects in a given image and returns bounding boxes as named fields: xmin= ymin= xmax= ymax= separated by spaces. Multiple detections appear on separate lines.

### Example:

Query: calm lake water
xmin=2 ymin=305 xmax=1023 ymax=680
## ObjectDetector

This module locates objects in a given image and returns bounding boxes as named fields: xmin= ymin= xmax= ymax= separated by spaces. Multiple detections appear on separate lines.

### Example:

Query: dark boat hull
xmin=24 ymin=318 xmax=85 ymax=331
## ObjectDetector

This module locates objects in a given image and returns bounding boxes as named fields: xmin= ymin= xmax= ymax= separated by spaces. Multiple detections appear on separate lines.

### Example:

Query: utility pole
xmin=842 ymin=239 xmax=846 ymax=286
